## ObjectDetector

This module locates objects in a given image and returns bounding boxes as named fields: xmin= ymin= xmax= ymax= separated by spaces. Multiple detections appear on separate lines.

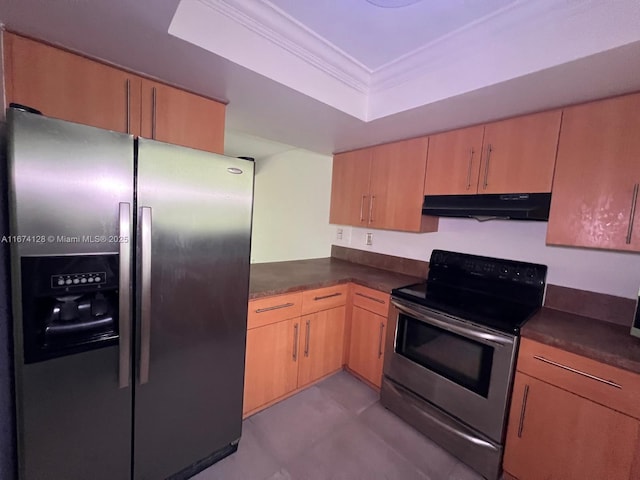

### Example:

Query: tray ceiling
xmin=1 ymin=0 xmax=640 ymax=155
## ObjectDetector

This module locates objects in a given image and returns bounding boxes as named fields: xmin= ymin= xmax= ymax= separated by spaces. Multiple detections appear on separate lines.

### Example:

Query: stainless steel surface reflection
xmin=133 ymin=139 xmax=253 ymax=480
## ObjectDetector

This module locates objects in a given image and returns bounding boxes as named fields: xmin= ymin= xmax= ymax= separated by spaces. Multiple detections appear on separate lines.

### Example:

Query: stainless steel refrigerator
xmin=6 ymin=108 xmax=254 ymax=479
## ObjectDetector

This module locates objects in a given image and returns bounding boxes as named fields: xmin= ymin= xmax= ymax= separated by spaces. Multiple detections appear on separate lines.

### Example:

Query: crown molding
xmin=198 ymin=0 xmax=371 ymax=93
xmin=367 ymin=0 xmax=640 ymax=119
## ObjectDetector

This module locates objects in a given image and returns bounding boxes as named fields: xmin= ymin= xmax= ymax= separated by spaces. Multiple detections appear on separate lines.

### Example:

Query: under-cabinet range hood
xmin=422 ymin=193 xmax=551 ymax=221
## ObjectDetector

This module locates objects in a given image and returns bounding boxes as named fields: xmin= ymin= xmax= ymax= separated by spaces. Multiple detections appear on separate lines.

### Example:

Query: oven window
xmin=396 ymin=313 xmax=494 ymax=397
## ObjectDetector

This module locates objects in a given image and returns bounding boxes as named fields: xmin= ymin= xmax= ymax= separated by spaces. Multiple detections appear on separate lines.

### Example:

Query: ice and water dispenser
xmin=21 ymin=254 xmax=120 ymax=363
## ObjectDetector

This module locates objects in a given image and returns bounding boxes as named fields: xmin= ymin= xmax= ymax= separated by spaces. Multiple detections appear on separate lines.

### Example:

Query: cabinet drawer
xmin=248 ymin=292 xmax=302 ymax=330
xmin=518 ymin=338 xmax=640 ymax=419
xmin=351 ymin=284 xmax=390 ymax=317
xmin=301 ymin=284 xmax=348 ymax=315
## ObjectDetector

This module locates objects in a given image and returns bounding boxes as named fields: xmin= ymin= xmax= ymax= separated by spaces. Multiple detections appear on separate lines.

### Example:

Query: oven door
xmin=384 ymin=298 xmax=518 ymax=442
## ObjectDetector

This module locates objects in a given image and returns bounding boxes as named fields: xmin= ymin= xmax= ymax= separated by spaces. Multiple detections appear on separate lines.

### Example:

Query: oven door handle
xmin=391 ymin=299 xmax=513 ymax=346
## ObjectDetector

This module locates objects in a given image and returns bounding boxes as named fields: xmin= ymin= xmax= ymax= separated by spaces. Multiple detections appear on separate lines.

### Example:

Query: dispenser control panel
xmin=51 ymin=272 xmax=106 ymax=288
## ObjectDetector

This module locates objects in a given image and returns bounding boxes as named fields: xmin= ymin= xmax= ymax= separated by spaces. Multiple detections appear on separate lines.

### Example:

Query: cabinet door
xmin=479 ymin=110 xmax=561 ymax=194
xmin=348 ymin=306 xmax=387 ymax=387
xmin=370 ymin=137 xmax=435 ymax=232
xmin=424 ymin=125 xmax=485 ymax=195
xmin=503 ymin=373 xmax=640 ymax=480
xmin=297 ymin=307 xmax=346 ymax=388
xmin=140 ymin=80 xmax=225 ymax=153
xmin=547 ymin=93 xmax=640 ymax=251
xmin=329 ymin=149 xmax=372 ymax=226
xmin=243 ymin=319 xmax=299 ymax=416
xmin=4 ymin=32 xmax=141 ymax=134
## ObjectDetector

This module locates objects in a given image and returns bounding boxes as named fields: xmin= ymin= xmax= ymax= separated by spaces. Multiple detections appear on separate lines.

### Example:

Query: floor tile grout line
xmin=353 ymin=404 xmax=460 ymax=480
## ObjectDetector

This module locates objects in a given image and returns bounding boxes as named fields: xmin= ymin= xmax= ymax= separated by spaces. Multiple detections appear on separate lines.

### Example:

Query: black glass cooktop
xmin=392 ymin=250 xmax=548 ymax=334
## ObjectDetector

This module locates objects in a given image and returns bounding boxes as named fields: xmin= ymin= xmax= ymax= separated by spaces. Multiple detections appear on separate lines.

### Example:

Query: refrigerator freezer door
xmin=134 ymin=139 xmax=254 ymax=479
xmin=7 ymin=109 xmax=135 ymax=256
xmin=7 ymin=110 xmax=134 ymax=480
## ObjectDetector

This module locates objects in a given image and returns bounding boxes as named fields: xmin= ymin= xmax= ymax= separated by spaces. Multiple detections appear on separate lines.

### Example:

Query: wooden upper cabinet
xmin=424 ymin=125 xmax=485 ymax=195
xmin=479 ymin=110 xmax=561 ymax=194
xmin=4 ymin=32 xmax=141 ymax=135
xmin=503 ymin=373 xmax=640 ymax=480
xmin=329 ymin=149 xmax=373 ymax=226
xmin=3 ymin=32 xmax=226 ymax=153
xmin=140 ymin=80 xmax=225 ymax=154
xmin=329 ymin=138 xmax=437 ymax=232
xmin=547 ymin=93 xmax=640 ymax=251
xmin=369 ymin=137 xmax=436 ymax=232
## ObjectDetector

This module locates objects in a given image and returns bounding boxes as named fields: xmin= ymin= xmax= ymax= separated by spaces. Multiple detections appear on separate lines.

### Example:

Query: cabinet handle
xmin=125 ymin=79 xmax=131 ymax=135
xmin=369 ymin=195 xmax=375 ymax=223
xmin=314 ymin=292 xmax=342 ymax=301
xmin=378 ymin=322 xmax=385 ymax=359
xmin=293 ymin=323 xmax=299 ymax=361
xmin=151 ymin=86 xmax=157 ymax=139
xmin=517 ymin=384 xmax=529 ymax=438
xmin=533 ymin=355 xmax=622 ymax=388
xmin=360 ymin=195 xmax=367 ymax=222
xmin=255 ymin=302 xmax=294 ymax=314
xmin=304 ymin=319 xmax=310 ymax=357
xmin=482 ymin=144 xmax=492 ymax=190
xmin=355 ymin=292 xmax=386 ymax=304
xmin=626 ymin=183 xmax=639 ymax=244
xmin=466 ymin=148 xmax=474 ymax=190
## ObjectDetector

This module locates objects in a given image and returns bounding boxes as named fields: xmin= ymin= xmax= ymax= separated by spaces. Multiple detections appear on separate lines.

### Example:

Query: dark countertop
xmin=249 ymin=258 xmax=422 ymax=299
xmin=250 ymin=256 xmax=640 ymax=375
xmin=522 ymin=307 xmax=640 ymax=375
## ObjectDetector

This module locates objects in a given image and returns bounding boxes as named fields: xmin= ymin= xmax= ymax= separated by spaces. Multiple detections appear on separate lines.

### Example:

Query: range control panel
xmin=429 ymin=249 xmax=547 ymax=286
xmin=51 ymin=272 xmax=106 ymax=288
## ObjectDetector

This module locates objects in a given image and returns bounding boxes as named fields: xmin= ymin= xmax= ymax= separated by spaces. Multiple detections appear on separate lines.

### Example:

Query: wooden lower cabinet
xmin=503 ymin=373 xmax=640 ymax=480
xmin=348 ymin=305 xmax=387 ymax=388
xmin=298 ymin=306 xmax=346 ymax=388
xmin=243 ymin=318 xmax=299 ymax=415
xmin=243 ymin=296 xmax=346 ymax=417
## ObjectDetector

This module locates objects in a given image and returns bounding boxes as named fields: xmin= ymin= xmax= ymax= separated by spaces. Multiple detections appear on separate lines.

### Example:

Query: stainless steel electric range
xmin=381 ymin=250 xmax=547 ymax=480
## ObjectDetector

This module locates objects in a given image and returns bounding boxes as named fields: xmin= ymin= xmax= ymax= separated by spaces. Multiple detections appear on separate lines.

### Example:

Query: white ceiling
xmin=266 ymin=0 xmax=517 ymax=70
xmin=1 ymin=0 xmax=640 ymax=158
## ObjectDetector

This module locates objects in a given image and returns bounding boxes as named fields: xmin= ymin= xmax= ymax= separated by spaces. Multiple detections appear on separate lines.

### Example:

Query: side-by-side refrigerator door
xmin=134 ymin=138 xmax=254 ymax=480
xmin=7 ymin=110 xmax=134 ymax=480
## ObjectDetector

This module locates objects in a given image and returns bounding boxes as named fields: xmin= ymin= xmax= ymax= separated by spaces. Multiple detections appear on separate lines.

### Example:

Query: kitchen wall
xmin=251 ymin=149 xmax=333 ymax=263
xmin=334 ymin=219 xmax=640 ymax=299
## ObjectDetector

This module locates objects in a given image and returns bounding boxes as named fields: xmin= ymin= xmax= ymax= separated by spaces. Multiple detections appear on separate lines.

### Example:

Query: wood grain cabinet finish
xmin=330 ymin=138 xmax=438 ymax=233
xmin=547 ymin=93 xmax=640 ymax=252
xmin=298 ymin=306 xmax=346 ymax=388
xmin=348 ymin=305 xmax=387 ymax=388
xmin=347 ymin=285 xmax=390 ymax=388
xmin=503 ymin=373 xmax=640 ymax=480
xmin=4 ymin=32 xmax=142 ymax=135
xmin=424 ymin=125 xmax=485 ymax=195
xmin=3 ymin=32 xmax=226 ymax=153
xmin=329 ymin=149 xmax=373 ymax=226
xmin=503 ymin=339 xmax=640 ymax=480
xmin=244 ymin=288 xmax=346 ymax=416
xmin=424 ymin=111 xmax=560 ymax=196
xmin=243 ymin=318 xmax=299 ymax=415
xmin=140 ymin=79 xmax=225 ymax=154
xmin=479 ymin=110 xmax=561 ymax=194
xmin=369 ymin=137 xmax=437 ymax=232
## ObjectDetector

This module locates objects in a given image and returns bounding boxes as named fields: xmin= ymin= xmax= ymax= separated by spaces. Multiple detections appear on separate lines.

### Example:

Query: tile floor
xmin=194 ymin=371 xmax=485 ymax=480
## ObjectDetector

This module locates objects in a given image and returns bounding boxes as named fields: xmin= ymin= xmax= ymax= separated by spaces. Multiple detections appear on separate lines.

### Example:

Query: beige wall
xmin=251 ymin=149 xmax=333 ymax=263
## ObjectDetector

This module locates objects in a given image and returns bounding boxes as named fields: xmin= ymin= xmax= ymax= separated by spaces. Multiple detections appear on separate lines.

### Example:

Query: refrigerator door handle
xmin=118 ymin=202 xmax=131 ymax=389
xmin=139 ymin=206 xmax=152 ymax=384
